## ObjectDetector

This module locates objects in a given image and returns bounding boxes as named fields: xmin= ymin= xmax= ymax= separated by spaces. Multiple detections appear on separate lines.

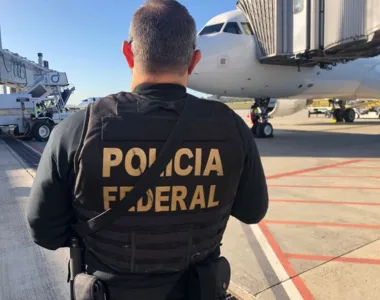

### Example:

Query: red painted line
xmin=336 ymin=166 xmax=380 ymax=169
xmin=258 ymin=223 xmax=315 ymax=300
xmin=357 ymin=159 xmax=380 ymax=162
xmin=266 ymin=159 xmax=362 ymax=180
xmin=292 ymin=175 xmax=380 ymax=179
xmin=285 ymin=253 xmax=380 ymax=265
xmin=270 ymin=199 xmax=380 ymax=206
xmin=264 ymin=220 xmax=380 ymax=229
xmin=269 ymin=184 xmax=380 ymax=190
xmin=27 ymin=142 xmax=43 ymax=154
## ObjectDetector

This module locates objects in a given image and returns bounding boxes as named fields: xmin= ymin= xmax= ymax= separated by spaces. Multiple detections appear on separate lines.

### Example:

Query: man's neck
xmin=130 ymin=72 xmax=187 ymax=91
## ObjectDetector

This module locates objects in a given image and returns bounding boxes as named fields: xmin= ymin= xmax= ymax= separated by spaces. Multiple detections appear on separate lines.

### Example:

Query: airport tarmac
xmin=1 ymin=109 xmax=380 ymax=300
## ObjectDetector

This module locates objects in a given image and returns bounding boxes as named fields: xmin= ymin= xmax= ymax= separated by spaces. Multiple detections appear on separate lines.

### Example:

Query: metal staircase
xmin=17 ymin=70 xmax=74 ymax=113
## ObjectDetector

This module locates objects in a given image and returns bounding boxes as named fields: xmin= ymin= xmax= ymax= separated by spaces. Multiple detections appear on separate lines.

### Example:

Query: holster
xmin=72 ymin=273 xmax=108 ymax=300
xmin=188 ymin=256 xmax=231 ymax=300
xmin=68 ymin=237 xmax=108 ymax=300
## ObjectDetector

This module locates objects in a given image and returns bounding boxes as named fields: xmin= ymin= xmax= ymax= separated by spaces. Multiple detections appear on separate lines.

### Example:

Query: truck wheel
xmin=32 ymin=121 xmax=52 ymax=142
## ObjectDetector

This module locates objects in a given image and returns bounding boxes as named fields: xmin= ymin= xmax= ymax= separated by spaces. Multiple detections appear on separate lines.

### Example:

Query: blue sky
xmin=1 ymin=0 xmax=236 ymax=104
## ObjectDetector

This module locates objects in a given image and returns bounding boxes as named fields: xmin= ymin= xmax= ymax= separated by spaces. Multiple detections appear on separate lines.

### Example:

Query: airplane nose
xmin=188 ymin=36 xmax=209 ymax=90
xmin=195 ymin=35 xmax=206 ymax=50
xmin=193 ymin=36 xmax=211 ymax=72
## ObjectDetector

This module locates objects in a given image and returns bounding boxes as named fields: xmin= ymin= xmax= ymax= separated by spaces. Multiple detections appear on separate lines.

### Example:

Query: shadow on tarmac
xmin=256 ymin=129 xmax=380 ymax=158
xmin=301 ymin=121 xmax=380 ymax=126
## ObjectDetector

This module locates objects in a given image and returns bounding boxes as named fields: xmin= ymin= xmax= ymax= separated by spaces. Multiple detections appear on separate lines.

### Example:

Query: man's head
xmin=123 ymin=0 xmax=201 ymax=87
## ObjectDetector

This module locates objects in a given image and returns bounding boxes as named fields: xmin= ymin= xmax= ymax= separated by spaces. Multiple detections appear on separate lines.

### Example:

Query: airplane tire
xmin=333 ymin=109 xmax=344 ymax=122
xmin=257 ymin=122 xmax=274 ymax=138
xmin=343 ymin=108 xmax=356 ymax=123
xmin=32 ymin=121 xmax=53 ymax=142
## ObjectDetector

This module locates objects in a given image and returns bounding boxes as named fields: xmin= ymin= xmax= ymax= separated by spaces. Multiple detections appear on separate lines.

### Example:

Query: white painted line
xmin=229 ymin=280 xmax=257 ymax=299
xmin=250 ymin=224 xmax=304 ymax=300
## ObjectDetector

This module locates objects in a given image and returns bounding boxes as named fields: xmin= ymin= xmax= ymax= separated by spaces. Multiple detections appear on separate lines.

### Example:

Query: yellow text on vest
xmin=102 ymin=147 xmax=224 ymax=211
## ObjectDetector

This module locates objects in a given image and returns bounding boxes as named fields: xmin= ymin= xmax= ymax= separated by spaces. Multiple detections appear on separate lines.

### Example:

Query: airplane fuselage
xmin=188 ymin=10 xmax=380 ymax=100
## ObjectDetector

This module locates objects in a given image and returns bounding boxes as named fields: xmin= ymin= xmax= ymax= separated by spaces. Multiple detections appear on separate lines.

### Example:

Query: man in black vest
xmin=27 ymin=1 xmax=269 ymax=299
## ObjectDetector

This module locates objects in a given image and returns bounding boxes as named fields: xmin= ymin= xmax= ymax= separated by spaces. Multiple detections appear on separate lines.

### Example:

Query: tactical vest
xmin=72 ymin=92 xmax=246 ymax=274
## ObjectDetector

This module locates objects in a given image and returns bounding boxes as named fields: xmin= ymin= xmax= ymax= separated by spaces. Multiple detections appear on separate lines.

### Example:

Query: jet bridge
xmin=236 ymin=0 xmax=380 ymax=68
xmin=0 ymin=29 xmax=75 ymax=140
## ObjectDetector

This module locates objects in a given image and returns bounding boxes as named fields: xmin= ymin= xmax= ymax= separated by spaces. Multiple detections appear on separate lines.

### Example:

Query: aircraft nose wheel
xmin=252 ymin=122 xmax=274 ymax=138
xmin=251 ymin=98 xmax=275 ymax=138
xmin=258 ymin=122 xmax=274 ymax=138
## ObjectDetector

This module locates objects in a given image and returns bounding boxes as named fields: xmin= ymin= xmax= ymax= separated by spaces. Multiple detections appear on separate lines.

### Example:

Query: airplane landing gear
xmin=343 ymin=108 xmax=356 ymax=122
xmin=251 ymin=98 xmax=274 ymax=138
xmin=329 ymin=99 xmax=356 ymax=123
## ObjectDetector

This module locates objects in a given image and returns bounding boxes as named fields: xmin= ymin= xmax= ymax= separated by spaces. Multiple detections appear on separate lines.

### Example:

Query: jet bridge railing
xmin=236 ymin=0 xmax=380 ymax=68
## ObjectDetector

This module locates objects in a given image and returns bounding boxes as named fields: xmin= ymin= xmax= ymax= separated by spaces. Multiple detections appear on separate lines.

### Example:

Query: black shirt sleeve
xmin=26 ymin=109 xmax=86 ymax=250
xmin=230 ymin=111 xmax=269 ymax=224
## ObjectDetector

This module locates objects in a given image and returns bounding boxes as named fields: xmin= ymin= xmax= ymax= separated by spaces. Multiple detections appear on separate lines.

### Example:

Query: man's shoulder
xmin=187 ymin=94 xmax=231 ymax=108
xmin=50 ymin=109 xmax=86 ymax=139
xmin=94 ymin=92 xmax=136 ymax=105
xmin=187 ymin=94 xmax=237 ymax=116
xmin=91 ymin=92 xmax=140 ymax=114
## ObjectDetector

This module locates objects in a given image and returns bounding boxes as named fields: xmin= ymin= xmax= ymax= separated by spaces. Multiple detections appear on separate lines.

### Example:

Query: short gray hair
xmin=129 ymin=0 xmax=197 ymax=75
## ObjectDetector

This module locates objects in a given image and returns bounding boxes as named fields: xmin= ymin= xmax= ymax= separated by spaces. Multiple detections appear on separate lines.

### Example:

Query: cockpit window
xmin=199 ymin=23 xmax=224 ymax=36
xmin=293 ymin=0 xmax=304 ymax=14
xmin=223 ymin=22 xmax=242 ymax=34
xmin=241 ymin=22 xmax=254 ymax=35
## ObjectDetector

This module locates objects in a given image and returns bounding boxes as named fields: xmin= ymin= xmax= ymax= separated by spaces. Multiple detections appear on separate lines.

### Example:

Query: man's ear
xmin=122 ymin=40 xmax=134 ymax=69
xmin=188 ymin=49 xmax=201 ymax=75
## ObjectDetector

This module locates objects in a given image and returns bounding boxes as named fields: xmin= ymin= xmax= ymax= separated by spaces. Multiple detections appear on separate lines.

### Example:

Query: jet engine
xmin=267 ymin=98 xmax=312 ymax=117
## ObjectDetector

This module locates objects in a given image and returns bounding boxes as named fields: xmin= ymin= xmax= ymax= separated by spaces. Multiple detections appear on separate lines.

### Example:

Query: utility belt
xmin=67 ymin=237 xmax=233 ymax=300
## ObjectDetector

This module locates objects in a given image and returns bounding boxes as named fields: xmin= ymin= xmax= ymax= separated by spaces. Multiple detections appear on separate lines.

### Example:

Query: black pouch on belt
xmin=188 ymin=256 xmax=231 ymax=300
xmin=73 ymin=273 xmax=108 ymax=300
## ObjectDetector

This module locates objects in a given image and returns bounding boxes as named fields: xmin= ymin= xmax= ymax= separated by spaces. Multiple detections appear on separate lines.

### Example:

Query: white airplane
xmin=77 ymin=97 xmax=101 ymax=108
xmin=188 ymin=9 xmax=380 ymax=137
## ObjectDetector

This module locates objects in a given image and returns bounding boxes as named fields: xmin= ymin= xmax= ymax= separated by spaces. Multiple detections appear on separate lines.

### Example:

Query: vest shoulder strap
xmin=72 ymin=95 xmax=194 ymax=237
